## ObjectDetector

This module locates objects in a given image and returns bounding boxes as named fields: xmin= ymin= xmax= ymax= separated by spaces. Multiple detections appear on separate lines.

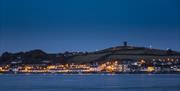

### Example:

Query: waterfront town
xmin=0 ymin=42 xmax=180 ymax=74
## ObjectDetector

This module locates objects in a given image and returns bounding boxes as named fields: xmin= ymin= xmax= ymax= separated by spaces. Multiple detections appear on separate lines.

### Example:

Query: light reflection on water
xmin=0 ymin=74 xmax=180 ymax=91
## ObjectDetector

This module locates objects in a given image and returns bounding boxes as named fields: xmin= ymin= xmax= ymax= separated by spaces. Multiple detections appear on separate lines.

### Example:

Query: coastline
xmin=1 ymin=71 xmax=180 ymax=75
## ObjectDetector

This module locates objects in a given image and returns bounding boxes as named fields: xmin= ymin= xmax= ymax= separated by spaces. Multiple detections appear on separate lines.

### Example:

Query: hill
xmin=0 ymin=43 xmax=180 ymax=64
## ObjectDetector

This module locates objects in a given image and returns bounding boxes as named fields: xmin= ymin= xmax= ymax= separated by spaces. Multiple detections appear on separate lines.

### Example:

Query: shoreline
xmin=1 ymin=71 xmax=180 ymax=75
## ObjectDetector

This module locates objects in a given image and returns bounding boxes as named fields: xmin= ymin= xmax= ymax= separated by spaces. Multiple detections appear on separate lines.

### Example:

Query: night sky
xmin=0 ymin=0 xmax=180 ymax=54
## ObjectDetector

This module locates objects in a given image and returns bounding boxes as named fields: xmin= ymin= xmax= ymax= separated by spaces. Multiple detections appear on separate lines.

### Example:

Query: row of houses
xmin=0 ymin=58 xmax=180 ymax=74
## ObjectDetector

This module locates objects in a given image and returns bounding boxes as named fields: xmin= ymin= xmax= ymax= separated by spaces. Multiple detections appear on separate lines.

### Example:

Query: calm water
xmin=0 ymin=74 xmax=180 ymax=91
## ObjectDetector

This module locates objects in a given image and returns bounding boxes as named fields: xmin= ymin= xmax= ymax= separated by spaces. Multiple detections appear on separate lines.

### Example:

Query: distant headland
xmin=0 ymin=42 xmax=180 ymax=74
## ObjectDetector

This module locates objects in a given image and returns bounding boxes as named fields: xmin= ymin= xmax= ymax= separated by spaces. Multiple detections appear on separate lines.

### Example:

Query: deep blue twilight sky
xmin=0 ymin=0 xmax=180 ymax=54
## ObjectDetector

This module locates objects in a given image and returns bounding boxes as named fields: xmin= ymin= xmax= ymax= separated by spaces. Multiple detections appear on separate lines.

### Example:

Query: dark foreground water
xmin=0 ymin=74 xmax=180 ymax=91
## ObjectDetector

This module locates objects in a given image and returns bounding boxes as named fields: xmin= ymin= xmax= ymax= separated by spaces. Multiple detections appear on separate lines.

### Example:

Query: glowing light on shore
xmin=147 ymin=67 xmax=155 ymax=72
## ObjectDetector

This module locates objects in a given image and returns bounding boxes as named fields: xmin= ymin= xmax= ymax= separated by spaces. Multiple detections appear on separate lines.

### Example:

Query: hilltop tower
xmin=123 ymin=41 xmax=127 ymax=47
